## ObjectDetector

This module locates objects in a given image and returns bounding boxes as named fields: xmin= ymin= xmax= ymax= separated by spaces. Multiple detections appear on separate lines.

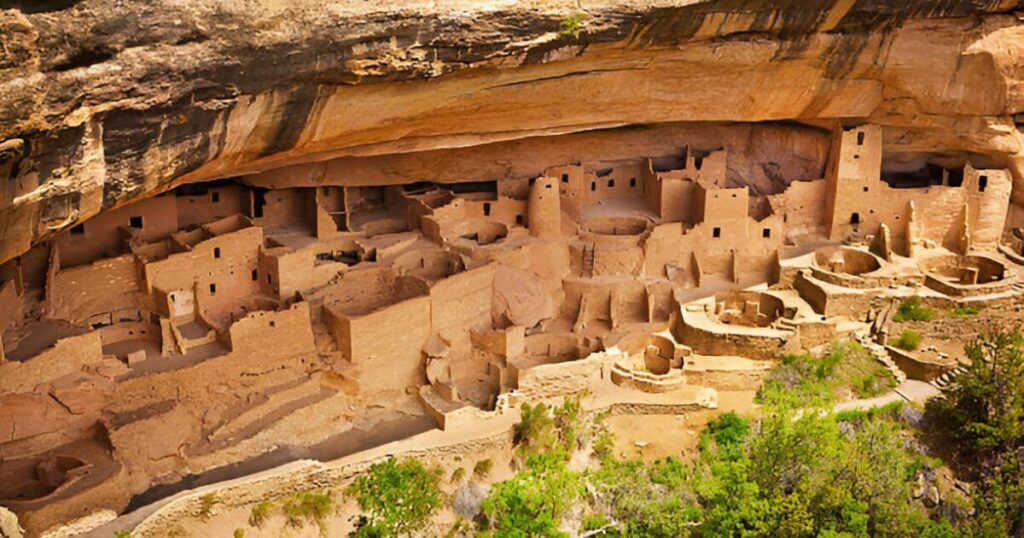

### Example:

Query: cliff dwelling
xmin=2 ymin=0 xmax=1024 ymax=536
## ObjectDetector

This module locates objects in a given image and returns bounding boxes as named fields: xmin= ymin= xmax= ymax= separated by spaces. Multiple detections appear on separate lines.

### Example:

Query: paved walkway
xmin=833 ymin=379 xmax=940 ymax=412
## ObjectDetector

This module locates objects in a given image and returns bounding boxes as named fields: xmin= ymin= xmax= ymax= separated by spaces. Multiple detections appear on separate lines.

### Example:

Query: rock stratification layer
xmin=1 ymin=0 xmax=1024 ymax=263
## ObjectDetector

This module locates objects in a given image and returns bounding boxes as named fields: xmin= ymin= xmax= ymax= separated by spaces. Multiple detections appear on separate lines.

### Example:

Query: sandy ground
xmin=606 ymin=390 xmax=757 ymax=462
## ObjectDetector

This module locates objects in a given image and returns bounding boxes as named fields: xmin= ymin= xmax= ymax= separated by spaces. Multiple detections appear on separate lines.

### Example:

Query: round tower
xmin=528 ymin=176 xmax=561 ymax=238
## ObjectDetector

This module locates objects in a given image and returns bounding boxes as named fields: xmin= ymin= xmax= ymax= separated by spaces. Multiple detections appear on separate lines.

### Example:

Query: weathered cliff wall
xmin=1 ymin=0 xmax=1023 ymax=264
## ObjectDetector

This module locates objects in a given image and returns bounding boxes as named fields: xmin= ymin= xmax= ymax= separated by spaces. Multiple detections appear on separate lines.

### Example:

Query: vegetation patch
xmin=559 ymin=13 xmax=586 ymax=38
xmin=948 ymin=305 xmax=979 ymax=318
xmin=893 ymin=329 xmax=922 ymax=351
xmin=758 ymin=341 xmax=896 ymax=406
xmin=346 ymin=457 xmax=442 ymax=537
xmin=281 ymin=491 xmax=333 ymax=533
xmin=248 ymin=500 xmax=272 ymax=528
xmin=893 ymin=295 xmax=934 ymax=322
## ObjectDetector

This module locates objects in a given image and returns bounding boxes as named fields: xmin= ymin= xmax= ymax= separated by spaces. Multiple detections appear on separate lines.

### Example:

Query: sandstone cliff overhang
xmin=1 ymin=0 xmax=1023 ymax=264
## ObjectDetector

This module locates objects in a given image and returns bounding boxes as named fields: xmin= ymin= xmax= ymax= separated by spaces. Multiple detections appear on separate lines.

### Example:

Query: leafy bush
xmin=281 ymin=491 xmax=333 ymax=532
xmin=893 ymin=329 xmax=922 ymax=351
xmin=113 ymin=531 xmax=131 ymax=538
xmin=925 ymin=331 xmax=1024 ymax=534
xmin=197 ymin=493 xmax=219 ymax=521
xmin=949 ymin=306 xmax=979 ymax=318
xmin=233 ymin=529 xmax=245 ymax=538
xmin=759 ymin=341 xmax=896 ymax=405
xmin=249 ymin=500 xmax=272 ymax=528
xmin=473 ymin=458 xmax=493 ymax=477
xmin=346 ymin=457 xmax=441 ymax=537
xmin=450 ymin=467 xmax=466 ymax=483
xmin=893 ymin=296 xmax=933 ymax=322
xmin=559 ymin=13 xmax=586 ymax=38
xmin=481 ymin=452 xmax=581 ymax=536
xmin=513 ymin=395 xmax=584 ymax=459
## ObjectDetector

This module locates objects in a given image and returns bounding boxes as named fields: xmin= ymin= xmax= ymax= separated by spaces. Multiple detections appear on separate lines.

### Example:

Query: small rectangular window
xmin=267 ymin=273 xmax=272 ymax=284
xmin=214 ymin=247 xmax=221 ymax=259
xmin=483 ymin=202 xmax=491 ymax=217
xmin=713 ymin=227 xmax=721 ymax=238
xmin=129 ymin=216 xmax=143 ymax=229
xmin=857 ymin=132 xmax=865 ymax=145
xmin=607 ymin=179 xmax=615 ymax=188
xmin=209 ymin=283 xmax=216 ymax=294
xmin=762 ymin=228 xmax=771 ymax=238
xmin=251 ymin=269 xmax=258 ymax=281
xmin=70 ymin=223 xmax=85 ymax=235
xmin=212 ymin=192 xmax=220 ymax=203
xmin=979 ymin=175 xmax=988 ymax=192
xmin=863 ymin=186 xmax=869 ymax=192
xmin=516 ymin=214 xmax=523 ymax=225
xmin=629 ymin=178 xmax=636 ymax=187
xmin=561 ymin=173 xmax=569 ymax=183
xmin=590 ymin=182 xmax=596 ymax=192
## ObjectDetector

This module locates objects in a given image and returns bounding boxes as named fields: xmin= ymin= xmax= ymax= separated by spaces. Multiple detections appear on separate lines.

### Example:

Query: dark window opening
xmin=70 ymin=223 xmax=85 ymax=235
xmin=252 ymin=188 xmax=268 ymax=218
xmin=129 ymin=216 xmax=143 ymax=229
xmin=213 ymin=247 xmax=221 ymax=259
xmin=695 ymin=157 xmax=704 ymax=170
xmin=251 ymin=269 xmax=258 ymax=281
xmin=438 ymin=180 xmax=497 ymax=195
xmin=607 ymin=179 xmax=615 ymax=188
xmin=529 ymin=178 xmax=536 ymax=186
xmin=545 ymin=184 xmax=552 ymax=189
xmin=269 ymin=321 xmax=275 ymax=327
xmin=483 ymin=202 xmax=492 ymax=216
xmin=857 ymin=132 xmax=865 ymax=145
xmin=850 ymin=212 xmax=860 ymax=225
xmin=267 ymin=274 xmax=272 ymax=284
xmin=590 ymin=182 xmax=596 ymax=192
xmin=979 ymin=175 xmax=988 ymax=192
xmin=212 ymin=192 xmax=220 ymax=203
xmin=853 ymin=154 xmax=860 ymax=160
xmin=561 ymin=173 xmax=569 ymax=183
xmin=209 ymin=283 xmax=216 ymax=294
xmin=712 ymin=227 xmax=721 ymax=238
xmin=762 ymin=228 xmax=771 ymax=238
xmin=516 ymin=214 xmax=524 ymax=225
xmin=629 ymin=177 xmax=637 ymax=187
xmin=863 ymin=186 xmax=869 ymax=192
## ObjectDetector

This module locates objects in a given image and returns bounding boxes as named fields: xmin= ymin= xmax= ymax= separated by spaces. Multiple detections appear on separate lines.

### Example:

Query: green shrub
xmin=559 ymin=13 xmax=586 ymax=38
xmin=197 ymin=493 xmax=219 ymax=521
xmin=249 ymin=500 xmax=272 ymax=528
xmin=450 ymin=466 xmax=466 ymax=483
xmin=473 ymin=458 xmax=493 ymax=477
xmin=949 ymin=306 xmax=978 ymax=318
xmin=893 ymin=296 xmax=933 ymax=322
xmin=281 ymin=491 xmax=333 ymax=532
xmin=346 ymin=457 xmax=442 ymax=537
xmin=113 ymin=531 xmax=131 ymax=538
xmin=592 ymin=428 xmax=615 ymax=460
xmin=893 ymin=329 xmax=922 ymax=351
xmin=233 ymin=529 xmax=245 ymax=538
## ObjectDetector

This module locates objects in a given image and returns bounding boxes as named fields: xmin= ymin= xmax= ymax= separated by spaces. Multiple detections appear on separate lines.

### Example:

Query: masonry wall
xmin=56 ymin=196 xmax=178 ymax=269
xmin=176 ymin=185 xmax=249 ymax=230
xmin=47 ymin=254 xmax=143 ymax=323
xmin=226 ymin=303 xmax=315 ymax=358
xmin=145 ymin=226 xmax=263 ymax=321
xmin=0 ymin=332 xmax=103 ymax=395
xmin=429 ymin=265 xmax=495 ymax=352
xmin=341 ymin=296 xmax=431 ymax=394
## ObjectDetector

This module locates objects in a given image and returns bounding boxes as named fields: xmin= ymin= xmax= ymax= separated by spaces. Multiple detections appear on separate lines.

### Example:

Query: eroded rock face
xmin=1 ymin=0 xmax=1023 ymax=263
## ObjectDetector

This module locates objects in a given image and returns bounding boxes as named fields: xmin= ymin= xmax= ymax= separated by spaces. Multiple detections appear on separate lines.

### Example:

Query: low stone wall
xmin=885 ymin=346 xmax=952 ymax=383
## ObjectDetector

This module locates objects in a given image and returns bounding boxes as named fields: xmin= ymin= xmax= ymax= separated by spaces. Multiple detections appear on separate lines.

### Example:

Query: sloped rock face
xmin=1 ymin=0 xmax=1023 ymax=263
